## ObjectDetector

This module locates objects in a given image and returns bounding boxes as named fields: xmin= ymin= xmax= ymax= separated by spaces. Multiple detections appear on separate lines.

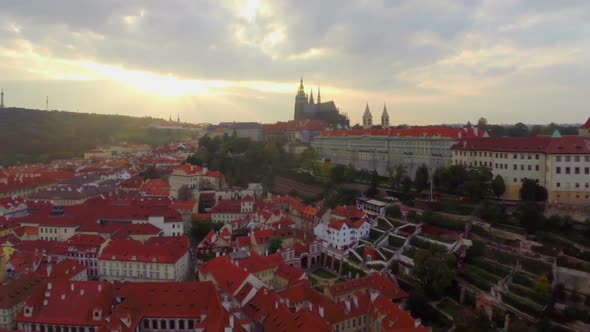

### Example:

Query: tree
xmin=387 ymin=205 xmax=402 ymax=219
xmin=177 ymin=185 xmax=194 ymax=201
xmin=389 ymin=164 xmax=406 ymax=190
xmin=319 ymin=161 xmax=332 ymax=178
xmin=141 ymin=165 xmax=162 ymax=180
xmin=414 ymin=164 xmax=429 ymax=193
xmin=516 ymin=202 xmax=545 ymax=233
xmin=454 ymin=308 xmax=494 ymax=332
xmin=301 ymin=147 xmax=319 ymax=173
xmin=365 ymin=169 xmax=380 ymax=198
xmin=491 ymin=174 xmax=506 ymax=198
xmin=520 ymin=179 xmax=548 ymax=202
xmin=534 ymin=274 xmax=551 ymax=299
xmin=508 ymin=122 xmax=529 ymax=137
xmin=190 ymin=217 xmax=223 ymax=243
xmin=330 ymin=164 xmax=348 ymax=184
xmin=413 ymin=248 xmax=457 ymax=298
xmin=477 ymin=117 xmax=488 ymax=130
xmin=406 ymin=286 xmax=428 ymax=317
xmin=268 ymin=236 xmax=283 ymax=254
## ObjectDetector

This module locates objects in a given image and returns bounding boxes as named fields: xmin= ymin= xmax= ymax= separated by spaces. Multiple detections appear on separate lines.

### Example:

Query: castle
xmin=293 ymin=78 xmax=349 ymax=128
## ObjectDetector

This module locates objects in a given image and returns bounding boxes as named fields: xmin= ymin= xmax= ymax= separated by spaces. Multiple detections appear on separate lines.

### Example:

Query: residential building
xmin=97 ymin=236 xmax=190 ymax=282
xmin=168 ymin=164 xmax=225 ymax=198
xmin=315 ymin=205 xmax=371 ymax=250
xmin=207 ymin=122 xmax=263 ymax=141
xmin=312 ymin=126 xmax=487 ymax=178
xmin=355 ymin=197 xmax=389 ymax=222
xmin=0 ymin=273 xmax=44 ymax=330
xmin=210 ymin=196 xmax=254 ymax=224
xmin=16 ymin=280 xmax=115 ymax=332
xmin=451 ymin=134 xmax=590 ymax=203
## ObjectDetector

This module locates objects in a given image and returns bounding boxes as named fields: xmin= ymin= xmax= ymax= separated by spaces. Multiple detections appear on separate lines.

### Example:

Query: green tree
xmin=491 ymin=174 xmax=506 ymax=198
xmin=389 ymin=164 xmax=406 ymax=190
xmin=454 ymin=308 xmax=494 ymax=332
xmin=414 ymin=164 xmax=429 ymax=193
xmin=387 ymin=205 xmax=402 ymax=219
xmin=177 ymin=185 xmax=194 ymax=201
xmin=365 ymin=169 xmax=380 ymax=198
xmin=406 ymin=286 xmax=428 ymax=318
xmin=534 ymin=274 xmax=551 ymax=299
xmin=477 ymin=117 xmax=488 ymax=130
xmin=190 ymin=218 xmax=223 ymax=243
xmin=301 ymin=147 xmax=319 ymax=173
xmin=516 ymin=202 xmax=545 ymax=233
xmin=413 ymin=248 xmax=457 ymax=298
xmin=268 ymin=236 xmax=283 ymax=254
xmin=330 ymin=164 xmax=348 ymax=184
xmin=520 ymin=178 xmax=548 ymax=202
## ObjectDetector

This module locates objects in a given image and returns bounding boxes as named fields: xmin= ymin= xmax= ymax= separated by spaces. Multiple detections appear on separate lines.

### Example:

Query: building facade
xmin=312 ymin=126 xmax=486 ymax=179
xmin=451 ymin=135 xmax=590 ymax=203
xmin=168 ymin=164 xmax=225 ymax=198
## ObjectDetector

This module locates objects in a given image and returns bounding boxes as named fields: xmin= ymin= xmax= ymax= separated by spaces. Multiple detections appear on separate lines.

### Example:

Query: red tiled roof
xmin=327 ymin=272 xmax=408 ymax=301
xmin=453 ymin=136 xmax=590 ymax=154
xmin=198 ymin=255 xmax=250 ymax=293
xmin=17 ymin=280 xmax=115 ymax=326
xmin=98 ymin=236 xmax=188 ymax=263
xmin=173 ymin=164 xmax=204 ymax=175
xmin=320 ymin=126 xmax=486 ymax=139
xmin=36 ymin=258 xmax=86 ymax=280
xmin=581 ymin=116 xmax=590 ymax=129
xmin=0 ymin=272 xmax=44 ymax=309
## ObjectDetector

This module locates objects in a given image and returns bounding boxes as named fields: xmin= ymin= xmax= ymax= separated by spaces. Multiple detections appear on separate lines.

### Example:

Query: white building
xmin=451 ymin=134 xmax=590 ymax=203
xmin=168 ymin=164 xmax=225 ymax=198
xmin=97 ymin=237 xmax=190 ymax=282
xmin=312 ymin=126 xmax=486 ymax=179
xmin=314 ymin=217 xmax=370 ymax=250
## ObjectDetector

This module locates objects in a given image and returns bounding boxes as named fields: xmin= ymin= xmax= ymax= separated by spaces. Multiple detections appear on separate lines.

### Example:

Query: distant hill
xmin=0 ymin=108 xmax=197 ymax=166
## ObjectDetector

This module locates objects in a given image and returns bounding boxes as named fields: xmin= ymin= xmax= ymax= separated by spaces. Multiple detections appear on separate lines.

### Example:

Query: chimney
xmin=98 ymin=284 xmax=102 ymax=292
xmin=353 ymin=296 xmax=358 ymax=308
xmin=319 ymin=306 xmax=324 ymax=318
xmin=275 ymin=301 xmax=279 ymax=309
xmin=345 ymin=299 xmax=351 ymax=312
xmin=230 ymin=315 xmax=234 ymax=328
xmin=61 ymin=293 xmax=66 ymax=300
xmin=80 ymin=289 xmax=85 ymax=296
xmin=47 ymin=282 xmax=52 ymax=290
xmin=43 ymin=299 xmax=48 ymax=306
xmin=46 ymin=264 xmax=52 ymax=277
xmin=71 ymin=283 xmax=75 ymax=291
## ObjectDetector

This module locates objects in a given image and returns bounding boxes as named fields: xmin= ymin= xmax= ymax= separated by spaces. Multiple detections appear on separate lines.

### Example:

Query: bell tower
xmin=294 ymin=77 xmax=308 ymax=120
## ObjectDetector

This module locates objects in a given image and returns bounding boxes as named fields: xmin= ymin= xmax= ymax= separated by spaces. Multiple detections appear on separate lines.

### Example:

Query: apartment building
xmin=97 ymin=236 xmax=190 ymax=282
xmin=168 ymin=164 xmax=225 ymax=198
xmin=451 ymin=135 xmax=590 ymax=203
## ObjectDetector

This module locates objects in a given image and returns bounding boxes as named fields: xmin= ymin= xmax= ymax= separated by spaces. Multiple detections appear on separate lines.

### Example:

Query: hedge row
xmin=410 ymin=236 xmax=447 ymax=251
xmin=485 ymin=247 xmax=518 ymax=266
xmin=388 ymin=235 xmax=406 ymax=248
xmin=502 ymin=292 xmax=543 ymax=317
xmin=459 ymin=270 xmax=492 ymax=292
xmin=469 ymin=257 xmax=511 ymax=278
xmin=520 ymin=256 xmax=553 ymax=276
xmin=508 ymin=283 xmax=549 ymax=305
xmin=420 ymin=211 xmax=466 ymax=231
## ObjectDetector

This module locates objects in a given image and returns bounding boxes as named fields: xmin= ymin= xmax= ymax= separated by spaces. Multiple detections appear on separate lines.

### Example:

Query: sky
xmin=0 ymin=0 xmax=589 ymax=125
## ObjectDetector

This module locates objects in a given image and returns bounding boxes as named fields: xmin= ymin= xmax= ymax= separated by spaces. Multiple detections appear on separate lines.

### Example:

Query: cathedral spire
xmin=317 ymin=86 xmax=321 ymax=104
xmin=363 ymin=103 xmax=373 ymax=129
xmin=0 ymin=89 xmax=4 ymax=109
xmin=299 ymin=77 xmax=304 ymax=91
xmin=309 ymin=89 xmax=314 ymax=104
xmin=177 ymin=114 xmax=180 ymax=122
xmin=381 ymin=102 xmax=389 ymax=128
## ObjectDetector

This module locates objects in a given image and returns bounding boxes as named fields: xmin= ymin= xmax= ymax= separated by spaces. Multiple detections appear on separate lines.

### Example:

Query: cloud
xmin=0 ymin=0 xmax=588 ymax=124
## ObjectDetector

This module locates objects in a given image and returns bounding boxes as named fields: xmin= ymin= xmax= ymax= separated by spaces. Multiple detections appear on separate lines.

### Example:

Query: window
xmin=528 ymin=165 xmax=531 ymax=171
xmin=514 ymin=164 xmax=517 ymax=170
xmin=557 ymin=182 xmax=561 ymax=188
xmin=556 ymin=156 xmax=562 ymax=162
xmin=521 ymin=165 xmax=524 ymax=171
xmin=535 ymin=154 xmax=539 ymax=160
xmin=575 ymin=183 xmax=580 ymax=188
xmin=514 ymin=178 xmax=517 ymax=183
xmin=575 ymin=156 xmax=580 ymax=162
xmin=566 ymin=156 xmax=571 ymax=162
xmin=557 ymin=167 xmax=561 ymax=174
xmin=528 ymin=155 xmax=531 ymax=160
xmin=586 ymin=156 xmax=590 ymax=162
xmin=586 ymin=167 xmax=590 ymax=174
xmin=575 ymin=167 xmax=580 ymax=174
xmin=566 ymin=167 xmax=571 ymax=174
xmin=514 ymin=154 xmax=517 ymax=159
xmin=535 ymin=165 xmax=539 ymax=171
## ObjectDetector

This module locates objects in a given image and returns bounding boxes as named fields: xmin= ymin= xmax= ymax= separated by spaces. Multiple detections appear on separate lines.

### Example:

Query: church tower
xmin=0 ymin=89 xmax=4 ymax=109
xmin=309 ymin=89 xmax=314 ymax=104
xmin=294 ymin=77 xmax=308 ymax=120
xmin=362 ymin=103 xmax=373 ymax=129
xmin=381 ymin=103 xmax=389 ymax=128
xmin=317 ymin=87 xmax=321 ymax=104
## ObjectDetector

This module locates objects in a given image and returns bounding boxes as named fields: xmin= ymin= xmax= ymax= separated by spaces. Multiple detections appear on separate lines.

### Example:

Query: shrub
xmin=469 ymin=258 xmax=510 ymax=277
xmin=509 ymin=284 xmax=550 ymax=305
xmin=388 ymin=235 xmax=406 ymax=248
xmin=520 ymin=257 xmax=553 ymax=276
xmin=502 ymin=293 xmax=543 ymax=317
xmin=421 ymin=211 xmax=465 ymax=231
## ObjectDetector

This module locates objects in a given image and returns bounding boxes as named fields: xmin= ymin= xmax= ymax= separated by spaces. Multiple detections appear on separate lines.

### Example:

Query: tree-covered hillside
xmin=0 ymin=108 xmax=197 ymax=165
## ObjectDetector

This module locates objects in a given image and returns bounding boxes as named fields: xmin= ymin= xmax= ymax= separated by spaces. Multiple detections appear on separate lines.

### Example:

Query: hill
xmin=0 ymin=108 xmax=197 ymax=166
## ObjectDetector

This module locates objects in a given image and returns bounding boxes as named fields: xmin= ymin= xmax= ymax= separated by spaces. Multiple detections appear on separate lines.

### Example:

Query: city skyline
xmin=1 ymin=1 xmax=589 ymax=125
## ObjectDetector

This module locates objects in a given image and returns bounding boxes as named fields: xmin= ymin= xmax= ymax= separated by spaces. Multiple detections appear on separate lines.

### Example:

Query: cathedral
xmin=293 ymin=78 xmax=349 ymax=128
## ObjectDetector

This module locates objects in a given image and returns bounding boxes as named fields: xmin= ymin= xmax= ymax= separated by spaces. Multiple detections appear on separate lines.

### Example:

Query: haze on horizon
xmin=0 ymin=0 xmax=589 ymax=125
